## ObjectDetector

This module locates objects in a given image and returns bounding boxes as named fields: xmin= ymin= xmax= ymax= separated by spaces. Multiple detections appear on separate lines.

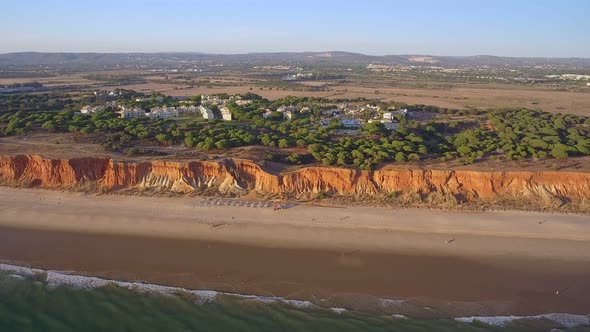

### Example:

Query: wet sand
xmin=0 ymin=187 xmax=589 ymax=316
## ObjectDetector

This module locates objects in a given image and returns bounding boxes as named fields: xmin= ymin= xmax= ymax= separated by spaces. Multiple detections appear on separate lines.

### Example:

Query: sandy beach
xmin=0 ymin=187 xmax=589 ymax=316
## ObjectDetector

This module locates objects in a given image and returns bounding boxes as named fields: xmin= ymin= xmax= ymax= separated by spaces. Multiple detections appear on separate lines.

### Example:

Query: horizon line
xmin=1 ymin=50 xmax=589 ymax=60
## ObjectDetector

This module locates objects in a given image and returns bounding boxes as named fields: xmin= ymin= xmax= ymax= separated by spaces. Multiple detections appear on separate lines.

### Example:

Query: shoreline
xmin=0 ymin=186 xmax=589 ymax=316
xmin=1 ymin=262 xmax=590 ymax=329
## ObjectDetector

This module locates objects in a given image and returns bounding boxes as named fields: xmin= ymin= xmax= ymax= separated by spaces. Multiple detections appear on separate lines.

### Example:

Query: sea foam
xmin=456 ymin=313 xmax=590 ymax=328
xmin=2 ymin=263 xmax=589 ymax=328
xmin=0 ymin=263 xmax=338 ymax=312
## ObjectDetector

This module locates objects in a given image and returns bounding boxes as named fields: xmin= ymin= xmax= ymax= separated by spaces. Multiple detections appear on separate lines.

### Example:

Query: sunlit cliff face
xmin=1 ymin=155 xmax=589 ymax=206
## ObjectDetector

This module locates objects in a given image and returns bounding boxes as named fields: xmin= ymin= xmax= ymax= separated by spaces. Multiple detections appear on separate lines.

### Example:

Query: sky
xmin=1 ymin=0 xmax=589 ymax=57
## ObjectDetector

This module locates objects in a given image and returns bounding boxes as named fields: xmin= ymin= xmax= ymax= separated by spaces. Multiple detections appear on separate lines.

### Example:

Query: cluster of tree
xmin=485 ymin=109 xmax=590 ymax=160
xmin=0 ymin=82 xmax=43 ymax=89
xmin=182 ymin=124 xmax=259 ymax=150
xmin=117 ymin=92 xmax=176 ymax=110
xmin=0 ymin=93 xmax=78 ymax=112
xmin=225 ymin=100 xmax=269 ymax=122
xmin=268 ymin=95 xmax=367 ymax=109
xmin=306 ymin=135 xmax=426 ymax=170
xmin=420 ymin=105 xmax=487 ymax=116
xmin=297 ymin=107 xmax=590 ymax=168
xmin=0 ymin=108 xmax=183 ymax=147
xmin=418 ymin=109 xmax=590 ymax=164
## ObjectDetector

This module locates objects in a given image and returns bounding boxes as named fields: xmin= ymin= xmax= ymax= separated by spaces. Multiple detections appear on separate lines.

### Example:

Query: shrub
xmin=278 ymin=138 xmax=290 ymax=148
xmin=126 ymin=147 xmax=140 ymax=156
xmin=407 ymin=153 xmax=420 ymax=162
xmin=394 ymin=152 xmax=406 ymax=162
xmin=264 ymin=153 xmax=279 ymax=162
xmin=155 ymin=133 xmax=169 ymax=143
xmin=316 ymin=190 xmax=328 ymax=200
xmin=551 ymin=144 xmax=569 ymax=159
xmin=286 ymin=153 xmax=302 ymax=164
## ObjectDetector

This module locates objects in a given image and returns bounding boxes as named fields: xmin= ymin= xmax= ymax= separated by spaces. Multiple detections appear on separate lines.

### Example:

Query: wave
xmin=456 ymin=314 xmax=590 ymax=329
xmin=1 ymin=263 xmax=589 ymax=329
xmin=0 ymin=263 xmax=336 ymax=310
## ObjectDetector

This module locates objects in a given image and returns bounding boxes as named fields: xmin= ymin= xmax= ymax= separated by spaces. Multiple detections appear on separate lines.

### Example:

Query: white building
xmin=397 ymin=108 xmax=408 ymax=117
xmin=277 ymin=105 xmax=298 ymax=113
xmin=80 ymin=105 xmax=105 ymax=115
xmin=201 ymin=94 xmax=225 ymax=106
xmin=118 ymin=108 xmax=146 ymax=119
xmin=80 ymin=106 xmax=92 ymax=115
xmin=382 ymin=111 xmax=394 ymax=121
xmin=262 ymin=109 xmax=273 ymax=119
xmin=382 ymin=109 xmax=408 ymax=121
xmin=177 ymin=105 xmax=199 ymax=114
xmin=277 ymin=106 xmax=298 ymax=120
xmin=199 ymin=105 xmax=215 ymax=120
xmin=219 ymin=106 xmax=233 ymax=121
xmin=283 ymin=110 xmax=294 ymax=121
xmin=363 ymin=104 xmax=380 ymax=112
xmin=235 ymin=99 xmax=252 ymax=106
xmin=368 ymin=119 xmax=398 ymax=131
xmin=147 ymin=107 xmax=179 ymax=119
xmin=366 ymin=109 xmax=405 ymax=131
xmin=148 ymin=111 xmax=177 ymax=119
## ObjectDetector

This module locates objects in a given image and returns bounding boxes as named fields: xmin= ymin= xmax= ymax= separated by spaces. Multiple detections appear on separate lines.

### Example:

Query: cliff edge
xmin=1 ymin=155 xmax=589 ymax=211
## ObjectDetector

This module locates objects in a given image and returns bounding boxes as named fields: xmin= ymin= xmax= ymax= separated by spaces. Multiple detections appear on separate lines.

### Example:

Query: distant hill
xmin=1 ymin=51 xmax=589 ymax=68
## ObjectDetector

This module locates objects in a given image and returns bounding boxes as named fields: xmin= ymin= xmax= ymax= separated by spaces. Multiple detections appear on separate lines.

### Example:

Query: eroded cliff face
xmin=1 ymin=155 xmax=589 ymax=205
xmin=0 ymin=155 xmax=110 ymax=187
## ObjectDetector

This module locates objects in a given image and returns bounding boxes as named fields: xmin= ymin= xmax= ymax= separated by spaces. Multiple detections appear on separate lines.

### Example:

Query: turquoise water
xmin=1 ymin=272 xmax=588 ymax=332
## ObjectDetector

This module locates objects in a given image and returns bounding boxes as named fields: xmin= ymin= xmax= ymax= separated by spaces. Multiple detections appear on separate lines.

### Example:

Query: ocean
xmin=1 ymin=265 xmax=589 ymax=332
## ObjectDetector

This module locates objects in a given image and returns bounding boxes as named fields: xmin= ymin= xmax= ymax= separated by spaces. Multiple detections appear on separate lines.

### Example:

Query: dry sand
xmin=1 ymin=187 xmax=589 ymax=253
xmin=0 ymin=187 xmax=589 ymax=316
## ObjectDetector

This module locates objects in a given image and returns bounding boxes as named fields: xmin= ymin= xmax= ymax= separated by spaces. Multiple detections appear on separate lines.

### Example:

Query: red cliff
xmin=1 ymin=155 xmax=589 ymax=208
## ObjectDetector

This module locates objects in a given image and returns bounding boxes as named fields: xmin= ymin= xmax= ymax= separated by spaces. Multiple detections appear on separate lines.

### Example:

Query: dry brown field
xmin=0 ymin=74 xmax=98 ymax=87
xmin=4 ymin=71 xmax=590 ymax=115
xmin=108 ymin=78 xmax=590 ymax=115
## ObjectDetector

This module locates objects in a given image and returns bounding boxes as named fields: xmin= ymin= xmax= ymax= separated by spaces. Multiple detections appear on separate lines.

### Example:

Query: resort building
xmin=262 ymin=109 xmax=273 ymax=119
xmin=147 ymin=107 xmax=179 ymax=119
xmin=199 ymin=105 xmax=215 ymax=120
xmin=80 ymin=105 xmax=105 ymax=115
xmin=283 ymin=110 xmax=294 ymax=121
xmin=219 ymin=106 xmax=233 ymax=121
xmin=118 ymin=108 xmax=146 ymax=119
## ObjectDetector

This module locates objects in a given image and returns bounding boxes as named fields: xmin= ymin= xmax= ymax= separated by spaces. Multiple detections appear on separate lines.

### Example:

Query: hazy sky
xmin=1 ymin=0 xmax=589 ymax=57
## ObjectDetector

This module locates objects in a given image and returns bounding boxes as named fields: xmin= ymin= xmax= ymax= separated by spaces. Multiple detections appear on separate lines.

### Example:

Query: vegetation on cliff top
xmin=1 ymin=92 xmax=589 ymax=170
